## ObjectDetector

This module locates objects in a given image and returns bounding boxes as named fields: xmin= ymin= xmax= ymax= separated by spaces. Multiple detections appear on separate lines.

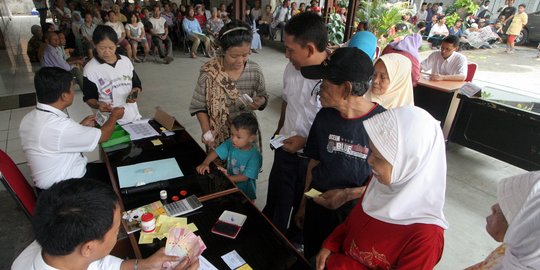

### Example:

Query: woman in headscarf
xmin=316 ymin=106 xmax=448 ymax=270
xmin=364 ymin=53 xmax=414 ymax=109
xmin=189 ymin=20 xmax=268 ymax=151
xmin=466 ymin=171 xmax=540 ymax=270
xmin=381 ymin=33 xmax=422 ymax=86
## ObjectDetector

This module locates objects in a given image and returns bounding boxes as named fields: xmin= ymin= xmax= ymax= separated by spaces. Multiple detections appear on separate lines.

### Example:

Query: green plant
xmin=445 ymin=13 xmax=461 ymax=27
xmin=355 ymin=0 xmax=413 ymax=46
xmin=454 ymin=0 xmax=479 ymax=14
xmin=327 ymin=13 xmax=345 ymax=45
xmin=336 ymin=0 xmax=349 ymax=8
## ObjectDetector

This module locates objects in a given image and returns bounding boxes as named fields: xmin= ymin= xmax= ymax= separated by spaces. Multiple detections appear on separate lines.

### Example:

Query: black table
xmin=450 ymin=87 xmax=540 ymax=170
xmin=140 ymin=192 xmax=310 ymax=270
xmin=414 ymin=78 xmax=465 ymax=139
xmin=103 ymin=121 xmax=237 ymax=258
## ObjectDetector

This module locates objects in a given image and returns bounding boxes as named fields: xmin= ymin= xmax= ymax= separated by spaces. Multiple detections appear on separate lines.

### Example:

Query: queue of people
xmin=13 ymin=2 xmax=539 ymax=269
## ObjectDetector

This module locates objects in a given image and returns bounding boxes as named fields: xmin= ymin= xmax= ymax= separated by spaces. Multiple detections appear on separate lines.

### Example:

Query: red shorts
xmin=507 ymin=35 xmax=516 ymax=43
xmin=118 ymin=39 xmax=130 ymax=49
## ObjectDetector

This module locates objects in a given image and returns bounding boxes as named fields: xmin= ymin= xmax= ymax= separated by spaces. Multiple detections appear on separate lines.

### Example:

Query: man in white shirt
xmin=263 ymin=12 xmax=325 ymax=248
xmin=105 ymin=10 xmax=133 ymax=61
xmin=12 ymin=178 xmax=198 ymax=270
xmin=421 ymin=35 xmax=468 ymax=81
xmin=417 ymin=2 xmax=428 ymax=21
xmin=270 ymin=0 xmax=291 ymax=41
xmin=19 ymin=67 xmax=124 ymax=190
xmin=149 ymin=6 xmax=174 ymax=64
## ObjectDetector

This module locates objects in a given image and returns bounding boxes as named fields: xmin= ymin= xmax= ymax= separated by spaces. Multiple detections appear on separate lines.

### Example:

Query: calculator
xmin=164 ymin=195 xmax=203 ymax=217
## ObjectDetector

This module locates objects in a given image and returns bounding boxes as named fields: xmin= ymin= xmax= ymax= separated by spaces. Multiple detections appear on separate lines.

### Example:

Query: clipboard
xmin=154 ymin=107 xmax=184 ymax=131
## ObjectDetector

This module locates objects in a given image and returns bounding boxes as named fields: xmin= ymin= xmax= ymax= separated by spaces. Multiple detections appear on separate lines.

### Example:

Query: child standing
xmin=196 ymin=113 xmax=262 ymax=200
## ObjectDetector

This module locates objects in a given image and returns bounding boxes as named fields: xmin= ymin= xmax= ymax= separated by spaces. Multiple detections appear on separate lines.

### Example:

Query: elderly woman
xmin=466 ymin=171 xmax=540 ymax=269
xmin=189 ymin=20 xmax=268 ymax=151
xmin=316 ymin=105 xmax=448 ymax=269
xmin=381 ymin=33 xmax=422 ymax=86
xmin=297 ymin=48 xmax=386 ymax=259
xmin=364 ymin=53 xmax=414 ymax=109
xmin=83 ymin=25 xmax=142 ymax=125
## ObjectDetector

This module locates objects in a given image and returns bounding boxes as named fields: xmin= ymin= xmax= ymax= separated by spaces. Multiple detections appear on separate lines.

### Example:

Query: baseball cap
xmin=301 ymin=47 xmax=374 ymax=83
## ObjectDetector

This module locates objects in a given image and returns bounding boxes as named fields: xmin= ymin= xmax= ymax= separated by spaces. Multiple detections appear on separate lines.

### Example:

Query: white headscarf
xmin=495 ymin=171 xmax=540 ymax=270
xmin=362 ymin=106 xmax=448 ymax=229
xmin=365 ymin=53 xmax=414 ymax=109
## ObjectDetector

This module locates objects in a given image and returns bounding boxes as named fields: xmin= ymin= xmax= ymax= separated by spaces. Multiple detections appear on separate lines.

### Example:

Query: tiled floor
xmin=0 ymin=15 xmax=530 ymax=269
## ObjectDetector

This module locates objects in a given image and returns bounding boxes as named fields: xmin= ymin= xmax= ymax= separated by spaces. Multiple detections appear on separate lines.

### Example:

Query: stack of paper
xmin=122 ymin=119 xmax=160 ymax=140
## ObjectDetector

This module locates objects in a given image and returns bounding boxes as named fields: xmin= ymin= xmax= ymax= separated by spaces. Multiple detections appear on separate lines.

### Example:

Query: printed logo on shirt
xmin=326 ymin=134 xmax=369 ymax=159
xmin=348 ymin=241 xmax=391 ymax=269
xmin=98 ymin=78 xmax=105 ymax=86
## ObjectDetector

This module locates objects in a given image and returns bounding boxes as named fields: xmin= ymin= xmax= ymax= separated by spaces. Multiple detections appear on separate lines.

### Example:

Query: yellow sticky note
xmin=187 ymin=223 xmax=198 ymax=232
xmin=138 ymin=232 xmax=156 ymax=244
xmin=160 ymin=127 xmax=167 ymax=131
xmin=237 ymin=264 xmax=253 ymax=270
xmin=304 ymin=188 xmax=322 ymax=198
xmin=151 ymin=139 xmax=163 ymax=146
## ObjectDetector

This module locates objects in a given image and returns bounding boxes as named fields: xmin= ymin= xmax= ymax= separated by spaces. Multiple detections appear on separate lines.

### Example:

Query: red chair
xmin=0 ymin=149 xmax=36 ymax=219
xmin=466 ymin=63 xmax=478 ymax=82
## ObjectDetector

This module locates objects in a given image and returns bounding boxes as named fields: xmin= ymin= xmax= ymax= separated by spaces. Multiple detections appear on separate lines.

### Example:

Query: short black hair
xmin=33 ymin=178 xmax=119 ymax=256
xmin=421 ymin=2 xmax=427 ymax=5
xmin=93 ymin=24 xmax=119 ymax=44
xmin=284 ymin=12 xmax=327 ymax=52
xmin=108 ymin=10 xmax=116 ymax=16
xmin=443 ymin=35 xmax=460 ymax=47
xmin=232 ymin=113 xmax=258 ymax=135
xmin=519 ymin=3 xmax=526 ymax=8
xmin=218 ymin=20 xmax=253 ymax=52
xmin=128 ymin=12 xmax=140 ymax=22
xmin=34 ymin=67 xmax=73 ymax=104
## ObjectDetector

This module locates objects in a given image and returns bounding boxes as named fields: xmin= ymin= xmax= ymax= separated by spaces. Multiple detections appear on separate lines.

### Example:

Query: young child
xmin=196 ymin=113 xmax=262 ymax=200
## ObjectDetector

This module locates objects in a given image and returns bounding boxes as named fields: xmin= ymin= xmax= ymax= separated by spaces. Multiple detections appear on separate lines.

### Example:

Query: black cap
xmin=301 ymin=47 xmax=374 ymax=83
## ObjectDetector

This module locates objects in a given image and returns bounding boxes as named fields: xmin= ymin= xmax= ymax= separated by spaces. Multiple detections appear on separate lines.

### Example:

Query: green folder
xmin=101 ymin=125 xmax=131 ymax=148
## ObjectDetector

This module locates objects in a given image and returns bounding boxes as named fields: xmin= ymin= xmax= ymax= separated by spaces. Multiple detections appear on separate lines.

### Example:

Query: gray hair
xmin=350 ymin=81 xmax=371 ymax=96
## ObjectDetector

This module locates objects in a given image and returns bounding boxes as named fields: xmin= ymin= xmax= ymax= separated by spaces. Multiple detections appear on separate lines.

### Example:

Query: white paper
xmin=221 ymin=250 xmax=246 ymax=270
xmin=270 ymin=135 xmax=288 ymax=149
xmin=459 ymin=83 xmax=482 ymax=98
xmin=218 ymin=211 xmax=247 ymax=227
xmin=122 ymin=119 xmax=160 ymax=140
xmin=198 ymin=256 xmax=218 ymax=270
xmin=239 ymin=94 xmax=254 ymax=107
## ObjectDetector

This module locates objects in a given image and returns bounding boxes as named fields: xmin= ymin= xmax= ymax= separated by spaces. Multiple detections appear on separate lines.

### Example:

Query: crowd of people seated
xmin=27 ymin=0 xmax=328 ymax=65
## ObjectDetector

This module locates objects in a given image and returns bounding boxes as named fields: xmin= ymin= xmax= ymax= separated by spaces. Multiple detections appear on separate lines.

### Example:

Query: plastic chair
xmin=466 ymin=63 xmax=478 ymax=82
xmin=0 ymin=150 xmax=37 ymax=220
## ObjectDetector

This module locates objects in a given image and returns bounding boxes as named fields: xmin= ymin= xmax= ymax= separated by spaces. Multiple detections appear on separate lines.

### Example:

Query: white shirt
xmin=417 ymin=9 xmax=428 ymax=21
xmin=83 ymin=55 xmax=142 ymax=125
xmin=12 ymin=241 xmax=123 ymax=270
xmin=19 ymin=103 xmax=101 ymax=189
xmin=149 ymin=17 xmax=166 ymax=34
xmin=421 ymin=50 xmax=468 ymax=76
xmin=280 ymin=63 xmax=322 ymax=147
xmin=275 ymin=6 xmax=289 ymax=23
xmin=428 ymin=23 xmax=449 ymax=37
xmin=105 ymin=21 xmax=125 ymax=39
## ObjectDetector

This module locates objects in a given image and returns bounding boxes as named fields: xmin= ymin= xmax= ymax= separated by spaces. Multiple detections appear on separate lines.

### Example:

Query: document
xmin=459 ymin=83 xmax=482 ymax=98
xmin=122 ymin=119 xmax=160 ymax=140
xmin=221 ymin=250 xmax=247 ymax=270
xmin=198 ymin=256 xmax=218 ymax=270
xmin=117 ymin=158 xmax=183 ymax=188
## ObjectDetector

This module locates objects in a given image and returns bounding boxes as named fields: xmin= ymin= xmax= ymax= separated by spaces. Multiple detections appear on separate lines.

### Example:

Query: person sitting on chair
xmin=149 ymin=6 xmax=174 ymax=64
xmin=421 ymin=35 xmax=467 ymax=81
xmin=19 ymin=67 xmax=124 ymax=191
xmin=12 ymin=178 xmax=198 ymax=270
xmin=183 ymin=6 xmax=212 ymax=59
xmin=270 ymin=0 xmax=291 ymax=41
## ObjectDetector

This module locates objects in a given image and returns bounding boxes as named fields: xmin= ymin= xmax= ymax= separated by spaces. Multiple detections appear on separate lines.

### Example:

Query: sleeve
xmin=394 ymin=227 xmax=444 ymax=270
xmin=182 ymin=19 xmax=190 ymax=33
xmin=281 ymin=64 xmax=290 ymax=102
xmin=251 ymin=62 xmax=268 ymax=110
xmin=189 ymin=71 xmax=209 ymax=116
xmin=215 ymin=139 xmax=231 ymax=160
xmin=82 ymin=76 xmax=99 ymax=102
xmin=420 ymin=52 xmax=433 ymax=72
xmin=322 ymin=219 xmax=350 ymax=253
xmin=243 ymin=151 xmax=262 ymax=180
xmin=132 ymin=70 xmax=142 ymax=89
xmin=42 ymin=121 xmax=101 ymax=153
xmin=303 ymin=112 xmax=320 ymax=160
xmin=456 ymin=55 xmax=468 ymax=76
